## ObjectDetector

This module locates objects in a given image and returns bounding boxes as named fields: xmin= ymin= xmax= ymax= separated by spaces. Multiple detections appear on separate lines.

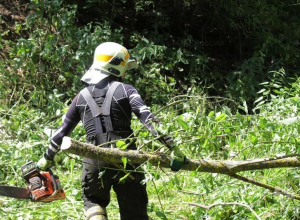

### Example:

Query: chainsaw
xmin=0 ymin=161 xmax=66 ymax=202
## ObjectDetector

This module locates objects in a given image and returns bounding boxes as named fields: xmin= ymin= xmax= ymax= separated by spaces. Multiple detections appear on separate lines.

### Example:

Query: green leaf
xmin=116 ymin=140 xmax=127 ymax=150
xmin=250 ymin=134 xmax=258 ymax=145
xmin=208 ymin=111 xmax=215 ymax=118
xmin=279 ymin=117 xmax=298 ymax=125
xmin=190 ymin=170 xmax=197 ymax=177
xmin=202 ymin=139 xmax=208 ymax=148
xmin=254 ymin=96 xmax=264 ymax=104
xmin=121 ymin=157 xmax=127 ymax=168
xmin=177 ymin=117 xmax=188 ymax=130
xmin=257 ymin=88 xmax=266 ymax=94
xmin=243 ymin=100 xmax=248 ymax=114
xmin=238 ymin=100 xmax=249 ymax=114
xmin=260 ymin=118 xmax=267 ymax=129
xmin=259 ymin=82 xmax=269 ymax=85
xmin=119 ymin=173 xmax=130 ymax=183
xmin=156 ymin=211 xmax=167 ymax=220
xmin=225 ymin=128 xmax=231 ymax=134
xmin=272 ymin=83 xmax=282 ymax=88
xmin=215 ymin=113 xmax=227 ymax=121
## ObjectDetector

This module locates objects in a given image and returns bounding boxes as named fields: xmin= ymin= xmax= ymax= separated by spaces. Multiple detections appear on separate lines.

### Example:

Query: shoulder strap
xmin=80 ymin=82 xmax=121 ymax=136
xmin=80 ymin=87 xmax=104 ymax=136
xmin=80 ymin=88 xmax=102 ymax=118
xmin=102 ymin=82 xmax=121 ymax=116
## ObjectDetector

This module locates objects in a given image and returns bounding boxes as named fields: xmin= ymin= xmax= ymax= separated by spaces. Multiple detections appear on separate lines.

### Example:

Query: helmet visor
xmin=81 ymin=68 xmax=110 ymax=85
xmin=126 ymin=56 xmax=138 ymax=70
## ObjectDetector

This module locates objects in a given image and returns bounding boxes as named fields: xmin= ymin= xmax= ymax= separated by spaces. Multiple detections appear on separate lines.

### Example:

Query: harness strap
xmin=80 ymin=88 xmax=104 ymax=135
xmin=102 ymin=82 xmax=121 ymax=115
xmin=80 ymin=82 xmax=121 ymax=137
xmin=101 ymin=82 xmax=121 ymax=132
xmin=80 ymin=88 xmax=102 ymax=118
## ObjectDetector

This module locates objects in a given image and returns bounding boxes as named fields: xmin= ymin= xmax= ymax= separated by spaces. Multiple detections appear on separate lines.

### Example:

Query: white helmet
xmin=81 ymin=42 xmax=138 ymax=85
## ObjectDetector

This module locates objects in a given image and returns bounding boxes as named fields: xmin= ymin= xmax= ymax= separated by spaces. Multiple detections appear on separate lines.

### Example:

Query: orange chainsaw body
xmin=21 ymin=161 xmax=66 ymax=203
xmin=0 ymin=161 xmax=66 ymax=202
xmin=30 ymin=171 xmax=66 ymax=202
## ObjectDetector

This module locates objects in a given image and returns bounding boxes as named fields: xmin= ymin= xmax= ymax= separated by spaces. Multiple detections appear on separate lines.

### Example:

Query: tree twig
xmin=178 ymin=190 xmax=205 ymax=196
xmin=228 ymin=173 xmax=300 ymax=200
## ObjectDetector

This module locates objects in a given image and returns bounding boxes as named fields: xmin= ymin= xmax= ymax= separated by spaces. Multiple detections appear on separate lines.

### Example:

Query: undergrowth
xmin=1 ymin=1 xmax=300 ymax=219
xmin=1 ymin=80 xmax=300 ymax=219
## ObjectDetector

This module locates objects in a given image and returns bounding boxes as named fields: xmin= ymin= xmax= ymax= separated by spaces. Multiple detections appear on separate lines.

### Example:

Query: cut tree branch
xmin=61 ymin=137 xmax=300 ymax=200
xmin=61 ymin=137 xmax=300 ymax=174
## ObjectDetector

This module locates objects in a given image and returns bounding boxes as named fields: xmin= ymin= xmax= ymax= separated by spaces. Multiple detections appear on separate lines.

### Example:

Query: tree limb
xmin=61 ymin=137 xmax=300 ymax=201
xmin=61 ymin=137 xmax=300 ymax=175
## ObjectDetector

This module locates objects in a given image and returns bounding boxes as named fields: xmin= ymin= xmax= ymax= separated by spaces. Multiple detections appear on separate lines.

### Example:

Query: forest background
xmin=1 ymin=0 xmax=300 ymax=219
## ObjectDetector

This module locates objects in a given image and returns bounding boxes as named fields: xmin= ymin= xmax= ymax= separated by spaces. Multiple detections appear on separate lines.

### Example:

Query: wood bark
xmin=61 ymin=137 xmax=300 ymax=174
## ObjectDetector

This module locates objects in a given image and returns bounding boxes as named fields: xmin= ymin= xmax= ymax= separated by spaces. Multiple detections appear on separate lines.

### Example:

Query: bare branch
xmin=178 ymin=190 xmax=205 ymax=196
xmin=229 ymin=173 xmax=300 ymax=200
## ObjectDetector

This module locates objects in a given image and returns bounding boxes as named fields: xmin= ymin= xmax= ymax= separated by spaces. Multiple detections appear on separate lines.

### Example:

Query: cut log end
xmin=61 ymin=136 xmax=71 ymax=150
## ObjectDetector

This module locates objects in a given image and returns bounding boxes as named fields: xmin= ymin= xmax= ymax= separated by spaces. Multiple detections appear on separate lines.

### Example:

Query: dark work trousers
xmin=81 ymin=157 xmax=149 ymax=220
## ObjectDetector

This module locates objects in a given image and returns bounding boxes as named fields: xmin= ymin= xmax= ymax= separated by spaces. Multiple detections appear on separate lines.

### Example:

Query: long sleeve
xmin=124 ymin=84 xmax=157 ymax=133
xmin=124 ymin=84 xmax=175 ymax=149
xmin=45 ymin=95 xmax=81 ymax=160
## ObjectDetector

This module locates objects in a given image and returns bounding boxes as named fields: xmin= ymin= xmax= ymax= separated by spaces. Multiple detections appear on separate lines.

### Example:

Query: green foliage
xmin=1 ymin=0 xmax=125 ymax=109
xmin=2 ymin=79 xmax=300 ymax=219
xmin=2 ymin=0 xmax=300 ymax=108
xmin=1 ymin=0 xmax=300 ymax=219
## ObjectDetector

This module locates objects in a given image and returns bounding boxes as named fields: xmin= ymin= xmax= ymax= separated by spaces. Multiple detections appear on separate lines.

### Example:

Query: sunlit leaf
xmin=208 ymin=111 xmax=215 ymax=118
xmin=121 ymin=157 xmax=127 ymax=168
xmin=116 ymin=140 xmax=127 ymax=150
xmin=215 ymin=113 xmax=227 ymax=121
xmin=257 ymin=88 xmax=266 ymax=94
xmin=250 ymin=134 xmax=258 ymax=145
xmin=254 ymin=96 xmax=264 ymax=104
xmin=279 ymin=117 xmax=298 ymax=125
xmin=177 ymin=117 xmax=188 ymax=130
xmin=119 ymin=173 xmax=130 ymax=183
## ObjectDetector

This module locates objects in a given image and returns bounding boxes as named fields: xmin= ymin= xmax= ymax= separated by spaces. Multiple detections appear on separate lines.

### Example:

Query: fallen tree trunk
xmin=61 ymin=137 xmax=300 ymax=174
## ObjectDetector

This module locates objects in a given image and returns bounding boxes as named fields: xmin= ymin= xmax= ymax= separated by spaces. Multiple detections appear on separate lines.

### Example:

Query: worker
xmin=37 ymin=42 xmax=187 ymax=220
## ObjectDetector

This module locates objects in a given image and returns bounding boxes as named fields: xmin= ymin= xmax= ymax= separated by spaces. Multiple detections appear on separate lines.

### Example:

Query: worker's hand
xmin=37 ymin=156 xmax=53 ymax=170
xmin=170 ymin=146 xmax=187 ymax=172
